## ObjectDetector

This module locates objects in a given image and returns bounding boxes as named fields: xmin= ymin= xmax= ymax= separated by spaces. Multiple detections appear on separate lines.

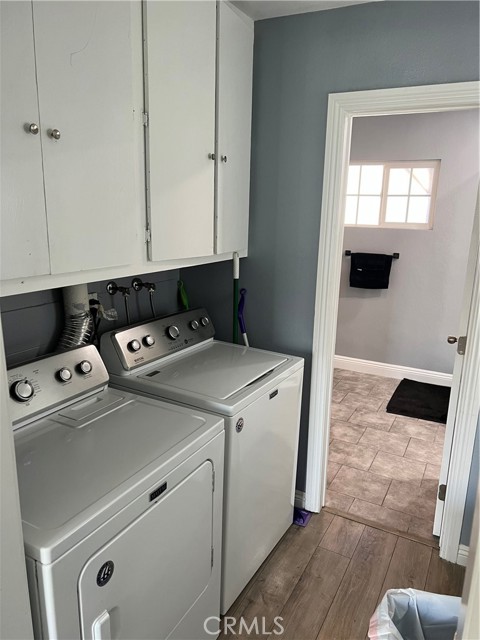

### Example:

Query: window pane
xmin=410 ymin=167 xmax=434 ymax=195
xmin=344 ymin=196 xmax=357 ymax=224
xmin=408 ymin=196 xmax=431 ymax=224
xmin=357 ymin=196 xmax=381 ymax=225
xmin=388 ymin=168 xmax=411 ymax=195
xmin=347 ymin=165 xmax=360 ymax=194
xmin=359 ymin=165 xmax=383 ymax=195
xmin=385 ymin=196 xmax=408 ymax=223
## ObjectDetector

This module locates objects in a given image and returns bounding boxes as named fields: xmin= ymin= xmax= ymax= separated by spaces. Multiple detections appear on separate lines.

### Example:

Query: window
xmin=345 ymin=161 xmax=440 ymax=229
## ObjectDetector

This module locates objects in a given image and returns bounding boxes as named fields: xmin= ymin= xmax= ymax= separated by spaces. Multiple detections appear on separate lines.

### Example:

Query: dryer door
xmin=78 ymin=461 xmax=214 ymax=640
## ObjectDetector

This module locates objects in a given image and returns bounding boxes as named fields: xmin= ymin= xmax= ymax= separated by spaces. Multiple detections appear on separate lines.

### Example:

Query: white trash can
xmin=368 ymin=589 xmax=461 ymax=640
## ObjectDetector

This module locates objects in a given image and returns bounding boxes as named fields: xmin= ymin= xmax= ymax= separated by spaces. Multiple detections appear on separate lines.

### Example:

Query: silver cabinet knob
xmin=49 ymin=128 xmax=61 ymax=140
xmin=28 ymin=123 xmax=39 ymax=135
xmin=221 ymin=155 xmax=228 ymax=163
xmin=208 ymin=153 xmax=216 ymax=161
xmin=447 ymin=336 xmax=458 ymax=344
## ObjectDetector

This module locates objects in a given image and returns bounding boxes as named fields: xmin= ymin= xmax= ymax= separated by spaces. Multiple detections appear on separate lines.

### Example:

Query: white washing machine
xmin=100 ymin=309 xmax=304 ymax=614
xmin=8 ymin=344 xmax=224 ymax=640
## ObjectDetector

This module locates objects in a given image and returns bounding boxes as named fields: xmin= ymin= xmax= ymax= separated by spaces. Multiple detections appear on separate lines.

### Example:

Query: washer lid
xmin=15 ymin=388 xmax=223 ymax=563
xmin=140 ymin=342 xmax=288 ymax=400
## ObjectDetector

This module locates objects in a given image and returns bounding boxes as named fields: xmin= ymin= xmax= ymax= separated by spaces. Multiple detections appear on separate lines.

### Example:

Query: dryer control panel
xmin=8 ymin=345 xmax=108 ymax=427
xmin=102 ymin=308 xmax=215 ymax=372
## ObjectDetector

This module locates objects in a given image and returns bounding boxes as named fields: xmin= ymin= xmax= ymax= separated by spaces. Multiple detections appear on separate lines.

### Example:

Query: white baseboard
xmin=333 ymin=355 xmax=452 ymax=387
xmin=295 ymin=490 xmax=306 ymax=509
xmin=457 ymin=544 xmax=469 ymax=567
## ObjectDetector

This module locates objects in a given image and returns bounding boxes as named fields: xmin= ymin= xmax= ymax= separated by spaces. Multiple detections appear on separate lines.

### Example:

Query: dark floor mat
xmin=386 ymin=378 xmax=451 ymax=424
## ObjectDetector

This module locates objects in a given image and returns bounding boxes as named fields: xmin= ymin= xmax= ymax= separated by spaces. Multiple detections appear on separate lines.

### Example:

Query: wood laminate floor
xmin=326 ymin=368 xmax=445 ymax=542
xmin=221 ymin=512 xmax=465 ymax=640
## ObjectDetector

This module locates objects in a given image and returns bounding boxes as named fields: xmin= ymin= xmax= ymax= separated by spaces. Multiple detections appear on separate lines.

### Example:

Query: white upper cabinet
xmin=144 ymin=0 xmax=253 ymax=263
xmin=1 ymin=1 xmax=138 ymax=281
xmin=215 ymin=3 xmax=254 ymax=255
xmin=32 ymin=1 xmax=137 ymax=275
xmin=144 ymin=0 xmax=217 ymax=262
xmin=0 ymin=1 xmax=50 ymax=280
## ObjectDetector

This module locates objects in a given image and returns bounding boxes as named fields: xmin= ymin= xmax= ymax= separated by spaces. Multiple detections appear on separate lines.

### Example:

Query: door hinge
xmin=143 ymin=112 xmax=149 ymax=127
xmin=211 ymin=547 xmax=214 ymax=568
xmin=457 ymin=336 xmax=467 ymax=356
xmin=438 ymin=484 xmax=447 ymax=502
xmin=145 ymin=228 xmax=151 ymax=243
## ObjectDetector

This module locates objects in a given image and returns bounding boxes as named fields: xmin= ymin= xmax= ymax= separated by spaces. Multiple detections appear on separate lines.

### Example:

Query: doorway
xmin=304 ymin=81 xmax=480 ymax=563
xmin=324 ymin=109 xmax=478 ymax=543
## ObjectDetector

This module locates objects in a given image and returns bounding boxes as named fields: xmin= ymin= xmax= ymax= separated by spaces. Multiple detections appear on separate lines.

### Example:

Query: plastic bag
xmin=368 ymin=588 xmax=461 ymax=640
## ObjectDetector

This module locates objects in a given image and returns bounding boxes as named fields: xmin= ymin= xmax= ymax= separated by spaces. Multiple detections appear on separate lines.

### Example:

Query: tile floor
xmin=326 ymin=368 xmax=446 ymax=540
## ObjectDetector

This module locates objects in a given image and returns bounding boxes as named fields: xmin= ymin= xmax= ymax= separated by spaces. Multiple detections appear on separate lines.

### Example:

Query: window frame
xmin=345 ymin=160 xmax=441 ymax=230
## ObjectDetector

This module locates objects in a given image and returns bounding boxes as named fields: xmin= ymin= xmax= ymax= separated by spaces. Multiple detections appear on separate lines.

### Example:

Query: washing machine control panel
xmin=7 ymin=345 xmax=108 ymax=428
xmin=106 ymin=308 xmax=215 ymax=371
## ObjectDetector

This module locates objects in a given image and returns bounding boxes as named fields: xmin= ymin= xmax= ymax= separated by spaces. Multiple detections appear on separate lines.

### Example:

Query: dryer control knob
xmin=167 ymin=325 xmax=180 ymax=340
xmin=200 ymin=316 xmax=210 ymax=327
xmin=78 ymin=360 xmax=93 ymax=375
xmin=11 ymin=379 xmax=34 ymax=402
xmin=143 ymin=335 xmax=155 ymax=347
xmin=128 ymin=339 xmax=141 ymax=352
xmin=58 ymin=367 xmax=73 ymax=382
xmin=189 ymin=320 xmax=199 ymax=331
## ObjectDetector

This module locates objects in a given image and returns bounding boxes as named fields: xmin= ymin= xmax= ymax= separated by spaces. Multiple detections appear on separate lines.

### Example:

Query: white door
xmin=0 ymin=1 xmax=50 ymax=280
xmin=78 ymin=462 xmax=214 ymax=640
xmin=32 ymin=1 xmax=137 ymax=275
xmin=144 ymin=0 xmax=216 ymax=262
xmin=434 ymin=195 xmax=479 ymax=548
xmin=215 ymin=3 xmax=253 ymax=254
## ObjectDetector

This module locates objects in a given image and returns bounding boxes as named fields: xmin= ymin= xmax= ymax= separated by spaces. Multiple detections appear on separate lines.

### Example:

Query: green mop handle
xmin=233 ymin=253 xmax=239 ymax=344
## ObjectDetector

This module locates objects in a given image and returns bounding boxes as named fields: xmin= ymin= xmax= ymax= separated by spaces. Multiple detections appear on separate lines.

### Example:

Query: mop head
xmin=293 ymin=508 xmax=312 ymax=527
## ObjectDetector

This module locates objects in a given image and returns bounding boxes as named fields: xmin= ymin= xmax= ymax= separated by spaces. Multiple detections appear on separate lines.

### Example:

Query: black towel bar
xmin=345 ymin=250 xmax=400 ymax=259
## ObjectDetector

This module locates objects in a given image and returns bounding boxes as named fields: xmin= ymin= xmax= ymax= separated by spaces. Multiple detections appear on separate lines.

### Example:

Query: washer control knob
xmin=167 ymin=325 xmax=180 ymax=340
xmin=143 ymin=335 xmax=155 ymax=347
xmin=11 ymin=379 xmax=34 ymax=402
xmin=200 ymin=316 xmax=210 ymax=327
xmin=79 ymin=360 xmax=93 ymax=375
xmin=190 ymin=320 xmax=199 ymax=331
xmin=128 ymin=339 xmax=141 ymax=352
xmin=58 ymin=367 xmax=73 ymax=382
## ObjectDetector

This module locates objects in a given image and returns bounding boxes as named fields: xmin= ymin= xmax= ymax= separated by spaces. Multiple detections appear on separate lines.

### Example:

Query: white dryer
xmin=101 ymin=309 xmax=304 ymax=614
xmin=8 ymin=345 xmax=224 ymax=640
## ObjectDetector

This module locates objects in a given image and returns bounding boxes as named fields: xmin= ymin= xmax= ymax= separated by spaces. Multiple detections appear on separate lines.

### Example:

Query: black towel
xmin=349 ymin=253 xmax=393 ymax=289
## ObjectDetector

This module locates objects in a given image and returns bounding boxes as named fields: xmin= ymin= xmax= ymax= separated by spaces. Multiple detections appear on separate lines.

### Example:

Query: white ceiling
xmin=231 ymin=0 xmax=380 ymax=21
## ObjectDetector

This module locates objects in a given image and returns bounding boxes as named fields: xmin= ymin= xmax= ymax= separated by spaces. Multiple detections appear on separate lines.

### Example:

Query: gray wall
xmin=336 ymin=110 xmax=479 ymax=374
xmin=181 ymin=1 xmax=480 ymax=491
xmin=0 ymin=270 xmax=180 ymax=367
xmin=461 ymin=418 xmax=479 ymax=546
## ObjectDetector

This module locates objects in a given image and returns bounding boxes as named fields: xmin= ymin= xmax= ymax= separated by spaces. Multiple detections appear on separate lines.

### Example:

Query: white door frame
xmin=304 ymin=81 xmax=480 ymax=563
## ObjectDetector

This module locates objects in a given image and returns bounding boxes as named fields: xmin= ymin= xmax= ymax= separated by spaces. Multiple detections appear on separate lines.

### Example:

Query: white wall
xmin=335 ymin=110 xmax=479 ymax=374
xmin=0 ymin=322 xmax=33 ymax=640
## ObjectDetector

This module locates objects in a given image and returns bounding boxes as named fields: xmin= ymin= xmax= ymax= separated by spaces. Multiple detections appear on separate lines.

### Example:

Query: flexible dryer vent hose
xmin=57 ymin=284 xmax=92 ymax=351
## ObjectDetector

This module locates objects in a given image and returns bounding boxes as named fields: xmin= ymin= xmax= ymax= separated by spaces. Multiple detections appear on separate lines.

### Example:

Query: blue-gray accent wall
xmin=181 ymin=1 xmax=480 ymax=492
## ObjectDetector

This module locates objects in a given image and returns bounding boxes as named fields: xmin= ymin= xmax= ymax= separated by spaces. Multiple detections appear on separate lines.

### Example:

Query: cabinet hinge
xmin=145 ymin=228 xmax=151 ymax=243
xmin=143 ymin=112 xmax=149 ymax=127
xmin=212 ymin=470 xmax=215 ymax=492
xmin=211 ymin=547 xmax=214 ymax=568
xmin=438 ymin=484 xmax=447 ymax=502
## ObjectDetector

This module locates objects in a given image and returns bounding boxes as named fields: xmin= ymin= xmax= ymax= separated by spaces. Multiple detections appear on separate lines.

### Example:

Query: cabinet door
xmin=0 ymin=1 xmax=50 ymax=280
xmin=32 ymin=1 xmax=137 ymax=275
xmin=215 ymin=3 xmax=253 ymax=254
xmin=144 ymin=0 xmax=216 ymax=261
